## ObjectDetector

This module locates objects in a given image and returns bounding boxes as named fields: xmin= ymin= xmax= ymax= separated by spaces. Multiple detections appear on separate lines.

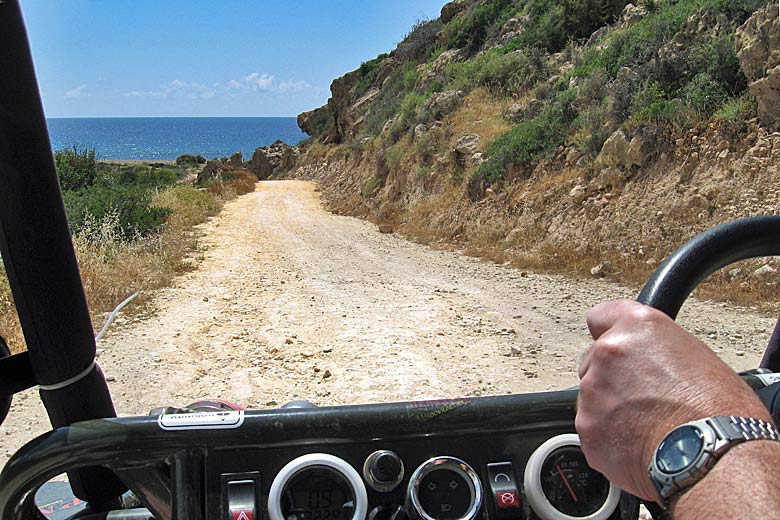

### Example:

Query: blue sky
xmin=20 ymin=1 xmax=446 ymax=118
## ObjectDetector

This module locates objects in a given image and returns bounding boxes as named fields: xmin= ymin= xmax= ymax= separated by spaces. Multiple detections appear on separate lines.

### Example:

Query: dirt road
xmin=1 ymin=180 xmax=775 ymax=467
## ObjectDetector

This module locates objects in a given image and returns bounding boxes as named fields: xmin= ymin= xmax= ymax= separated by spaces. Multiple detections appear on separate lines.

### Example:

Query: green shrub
xmin=417 ymin=165 xmax=432 ymax=178
xmin=415 ymin=126 xmax=447 ymax=164
xmin=354 ymin=56 xmax=385 ymax=98
xmin=692 ymin=33 xmax=746 ymax=96
xmin=713 ymin=93 xmax=756 ymax=122
xmin=114 ymin=165 xmax=179 ymax=188
xmin=443 ymin=0 xmax=517 ymax=51
xmin=361 ymin=177 xmax=382 ymax=198
xmin=402 ymin=63 xmax=421 ymax=91
xmin=472 ymin=88 xmax=577 ymax=185
xmin=681 ymin=72 xmax=728 ymax=115
xmin=386 ymin=92 xmax=427 ymax=142
xmin=175 ymin=154 xmax=206 ymax=166
xmin=383 ymin=138 xmax=411 ymax=172
xmin=63 ymin=184 xmax=172 ymax=240
xmin=444 ymin=46 xmax=548 ymax=97
xmin=515 ymin=0 xmax=629 ymax=53
xmin=573 ymin=102 xmax=615 ymax=156
xmin=55 ymin=145 xmax=97 ymax=191
xmin=626 ymin=82 xmax=690 ymax=129
xmin=396 ymin=19 xmax=442 ymax=63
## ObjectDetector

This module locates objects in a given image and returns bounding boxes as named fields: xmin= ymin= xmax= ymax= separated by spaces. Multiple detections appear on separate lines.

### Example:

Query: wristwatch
xmin=648 ymin=416 xmax=780 ymax=506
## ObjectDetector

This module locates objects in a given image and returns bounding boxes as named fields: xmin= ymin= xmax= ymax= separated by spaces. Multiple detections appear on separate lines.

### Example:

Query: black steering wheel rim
xmin=636 ymin=216 xmax=780 ymax=520
xmin=637 ymin=216 xmax=780 ymax=319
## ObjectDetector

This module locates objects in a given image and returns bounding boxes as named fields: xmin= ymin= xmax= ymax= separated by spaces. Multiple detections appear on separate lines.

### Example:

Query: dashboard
xmin=194 ymin=394 xmax=636 ymax=520
xmin=2 ymin=391 xmax=639 ymax=520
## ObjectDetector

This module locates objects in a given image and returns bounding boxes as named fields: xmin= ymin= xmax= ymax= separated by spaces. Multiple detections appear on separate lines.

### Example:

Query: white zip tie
xmin=39 ymin=360 xmax=96 ymax=391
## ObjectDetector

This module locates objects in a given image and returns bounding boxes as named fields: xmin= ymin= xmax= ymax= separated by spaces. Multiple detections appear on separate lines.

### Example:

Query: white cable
xmin=37 ymin=292 xmax=139 ymax=391
xmin=95 ymin=291 xmax=139 ymax=343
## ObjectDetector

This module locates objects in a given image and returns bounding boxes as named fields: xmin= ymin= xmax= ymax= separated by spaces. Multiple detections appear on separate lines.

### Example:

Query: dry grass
xmin=0 ymin=174 xmax=256 ymax=354
xmin=447 ymin=88 xmax=512 ymax=151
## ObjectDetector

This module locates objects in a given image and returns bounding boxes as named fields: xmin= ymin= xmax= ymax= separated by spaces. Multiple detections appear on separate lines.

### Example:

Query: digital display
xmin=281 ymin=467 xmax=355 ymax=520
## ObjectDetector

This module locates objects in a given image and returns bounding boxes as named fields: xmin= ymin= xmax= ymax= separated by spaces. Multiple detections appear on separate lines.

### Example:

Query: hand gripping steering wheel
xmin=634 ymin=215 xmax=780 ymax=520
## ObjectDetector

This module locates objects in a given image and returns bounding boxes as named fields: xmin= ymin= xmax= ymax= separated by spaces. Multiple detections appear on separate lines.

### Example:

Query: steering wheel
xmin=633 ymin=215 xmax=780 ymax=519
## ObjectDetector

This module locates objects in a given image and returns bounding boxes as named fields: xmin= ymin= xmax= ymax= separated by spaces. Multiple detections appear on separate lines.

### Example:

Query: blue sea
xmin=46 ymin=117 xmax=306 ymax=161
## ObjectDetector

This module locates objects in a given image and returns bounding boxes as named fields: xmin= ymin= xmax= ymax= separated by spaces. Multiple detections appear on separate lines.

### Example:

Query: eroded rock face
xmin=454 ymin=134 xmax=480 ymax=156
xmin=736 ymin=4 xmax=780 ymax=128
xmin=424 ymin=90 xmax=465 ymax=120
xmin=248 ymin=148 xmax=273 ymax=180
xmin=197 ymin=159 xmax=226 ymax=184
xmin=298 ymin=105 xmax=333 ymax=138
xmin=229 ymin=152 xmax=243 ymax=169
xmin=597 ymin=130 xmax=631 ymax=168
xmin=440 ymin=0 xmax=471 ymax=24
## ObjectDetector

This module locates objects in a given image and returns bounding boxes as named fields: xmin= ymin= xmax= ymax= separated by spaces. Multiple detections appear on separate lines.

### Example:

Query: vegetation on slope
xmin=1 ymin=148 xmax=256 ymax=353
xmin=304 ymin=0 xmax=764 ymax=190
xmin=296 ymin=0 xmax=778 ymax=311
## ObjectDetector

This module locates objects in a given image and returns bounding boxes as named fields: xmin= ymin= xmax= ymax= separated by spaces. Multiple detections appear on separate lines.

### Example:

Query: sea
xmin=45 ymin=117 xmax=306 ymax=162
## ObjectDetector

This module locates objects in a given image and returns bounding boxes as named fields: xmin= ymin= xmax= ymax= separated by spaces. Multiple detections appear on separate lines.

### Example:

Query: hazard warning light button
xmin=227 ymin=479 xmax=256 ymax=520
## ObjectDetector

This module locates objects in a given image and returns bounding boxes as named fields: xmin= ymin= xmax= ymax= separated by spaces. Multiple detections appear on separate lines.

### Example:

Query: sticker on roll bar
xmin=158 ymin=410 xmax=245 ymax=430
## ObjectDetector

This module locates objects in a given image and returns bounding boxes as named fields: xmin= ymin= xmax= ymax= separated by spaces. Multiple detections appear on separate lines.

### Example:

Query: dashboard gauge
xmin=268 ymin=454 xmax=368 ymax=520
xmin=524 ymin=434 xmax=620 ymax=520
xmin=407 ymin=456 xmax=483 ymax=520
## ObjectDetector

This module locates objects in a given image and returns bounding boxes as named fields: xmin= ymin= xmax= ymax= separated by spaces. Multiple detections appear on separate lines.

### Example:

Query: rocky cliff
xmin=292 ymin=0 xmax=780 ymax=308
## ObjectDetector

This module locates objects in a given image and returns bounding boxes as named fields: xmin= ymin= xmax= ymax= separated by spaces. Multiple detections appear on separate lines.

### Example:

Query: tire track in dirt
xmin=1 ymin=180 xmax=774 ymax=467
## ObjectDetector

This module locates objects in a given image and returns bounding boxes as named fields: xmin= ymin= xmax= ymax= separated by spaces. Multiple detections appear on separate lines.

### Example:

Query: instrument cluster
xmin=211 ymin=431 xmax=632 ymax=520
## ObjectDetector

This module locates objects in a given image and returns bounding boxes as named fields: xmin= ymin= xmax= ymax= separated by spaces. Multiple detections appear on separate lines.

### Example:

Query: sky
xmin=19 ymin=1 xmax=446 ymax=118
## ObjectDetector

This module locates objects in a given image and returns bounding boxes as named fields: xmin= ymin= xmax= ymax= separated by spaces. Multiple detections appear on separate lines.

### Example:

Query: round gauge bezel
xmin=524 ymin=433 xmax=621 ymax=520
xmin=268 ymin=453 xmax=368 ymax=520
xmin=407 ymin=456 xmax=483 ymax=520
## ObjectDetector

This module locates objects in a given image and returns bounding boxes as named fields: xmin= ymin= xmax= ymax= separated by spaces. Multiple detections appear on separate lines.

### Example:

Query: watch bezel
xmin=654 ymin=424 xmax=705 ymax=475
xmin=648 ymin=420 xmax=720 ymax=502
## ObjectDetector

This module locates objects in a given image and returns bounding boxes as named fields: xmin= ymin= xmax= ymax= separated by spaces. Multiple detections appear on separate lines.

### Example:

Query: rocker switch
xmin=486 ymin=462 xmax=522 ymax=519
xmin=227 ymin=479 xmax=256 ymax=520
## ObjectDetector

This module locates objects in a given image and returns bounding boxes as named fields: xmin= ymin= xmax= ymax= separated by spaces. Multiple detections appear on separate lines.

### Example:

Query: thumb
xmin=586 ymin=299 xmax=635 ymax=340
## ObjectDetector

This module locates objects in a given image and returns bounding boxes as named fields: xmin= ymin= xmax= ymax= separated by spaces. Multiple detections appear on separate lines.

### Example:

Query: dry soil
xmin=1 ymin=180 xmax=775 ymax=468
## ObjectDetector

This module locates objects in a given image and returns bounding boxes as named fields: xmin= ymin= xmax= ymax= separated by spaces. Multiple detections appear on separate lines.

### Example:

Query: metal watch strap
xmin=708 ymin=416 xmax=780 ymax=451
xmin=650 ymin=416 xmax=780 ymax=508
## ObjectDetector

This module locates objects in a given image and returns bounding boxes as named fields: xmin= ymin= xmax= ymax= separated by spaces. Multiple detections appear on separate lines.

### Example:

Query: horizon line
xmin=46 ymin=115 xmax=302 ymax=119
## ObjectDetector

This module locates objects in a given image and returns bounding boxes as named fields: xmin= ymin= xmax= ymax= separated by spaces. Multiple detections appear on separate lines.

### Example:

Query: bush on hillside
xmin=470 ymin=88 xmax=577 ymax=188
xmin=55 ymin=145 xmax=97 ymax=191
xmin=175 ymin=154 xmax=206 ymax=166
xmin=396 ymin=19 xmax=443 ymax=63
xmin=63 ymin=184 xmax=172 ymax=240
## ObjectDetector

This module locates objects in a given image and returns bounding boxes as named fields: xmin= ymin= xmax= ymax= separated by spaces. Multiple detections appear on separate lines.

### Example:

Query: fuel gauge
xmin=524 ymin=434 xmax=620 ymax=520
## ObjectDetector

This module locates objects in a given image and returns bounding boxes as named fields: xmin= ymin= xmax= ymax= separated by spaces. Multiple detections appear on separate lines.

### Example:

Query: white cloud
xmin=123 ymin=80 xmax=215 ymax=99
xmin=243 ymin=72 xmax=276 ymax=90
xmin=64 ymin=84 xmax=88 ymax=99
xmin=122 ymin=73 xmax=312 ymax=100
xmin=278 ymin=80 xmax=311 ymax=93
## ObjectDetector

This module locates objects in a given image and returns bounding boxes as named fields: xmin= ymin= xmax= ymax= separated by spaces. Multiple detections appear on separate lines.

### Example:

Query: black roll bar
xmin=0 ymin=0 xmax=125 ymax=505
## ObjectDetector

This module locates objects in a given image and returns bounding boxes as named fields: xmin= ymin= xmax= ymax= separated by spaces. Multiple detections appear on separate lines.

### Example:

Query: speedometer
xmin=524 ymin=434 xmax=620 ymax=520
xmin=268 ymin=454 xmax=368 ymax=520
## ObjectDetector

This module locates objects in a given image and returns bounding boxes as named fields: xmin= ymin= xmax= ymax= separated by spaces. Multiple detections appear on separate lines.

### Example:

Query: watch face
xmin=655 ymin=425 xmax=704 ymax=474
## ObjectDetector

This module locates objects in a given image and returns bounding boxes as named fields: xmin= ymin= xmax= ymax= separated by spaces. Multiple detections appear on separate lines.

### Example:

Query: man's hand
xmin=576 ymin=299 xmax=771 ymax=502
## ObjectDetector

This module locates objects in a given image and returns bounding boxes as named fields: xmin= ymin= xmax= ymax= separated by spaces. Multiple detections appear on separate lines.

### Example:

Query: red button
xmin=231 ymin=510 xmax=254 ymax=520
xmin=496 ymin=491 xmax=520 ymax=509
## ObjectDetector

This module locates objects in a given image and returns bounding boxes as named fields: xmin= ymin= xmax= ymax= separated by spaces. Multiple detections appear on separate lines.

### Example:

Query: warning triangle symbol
xmin=237 ymin=512 xmax=250 ymax=520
